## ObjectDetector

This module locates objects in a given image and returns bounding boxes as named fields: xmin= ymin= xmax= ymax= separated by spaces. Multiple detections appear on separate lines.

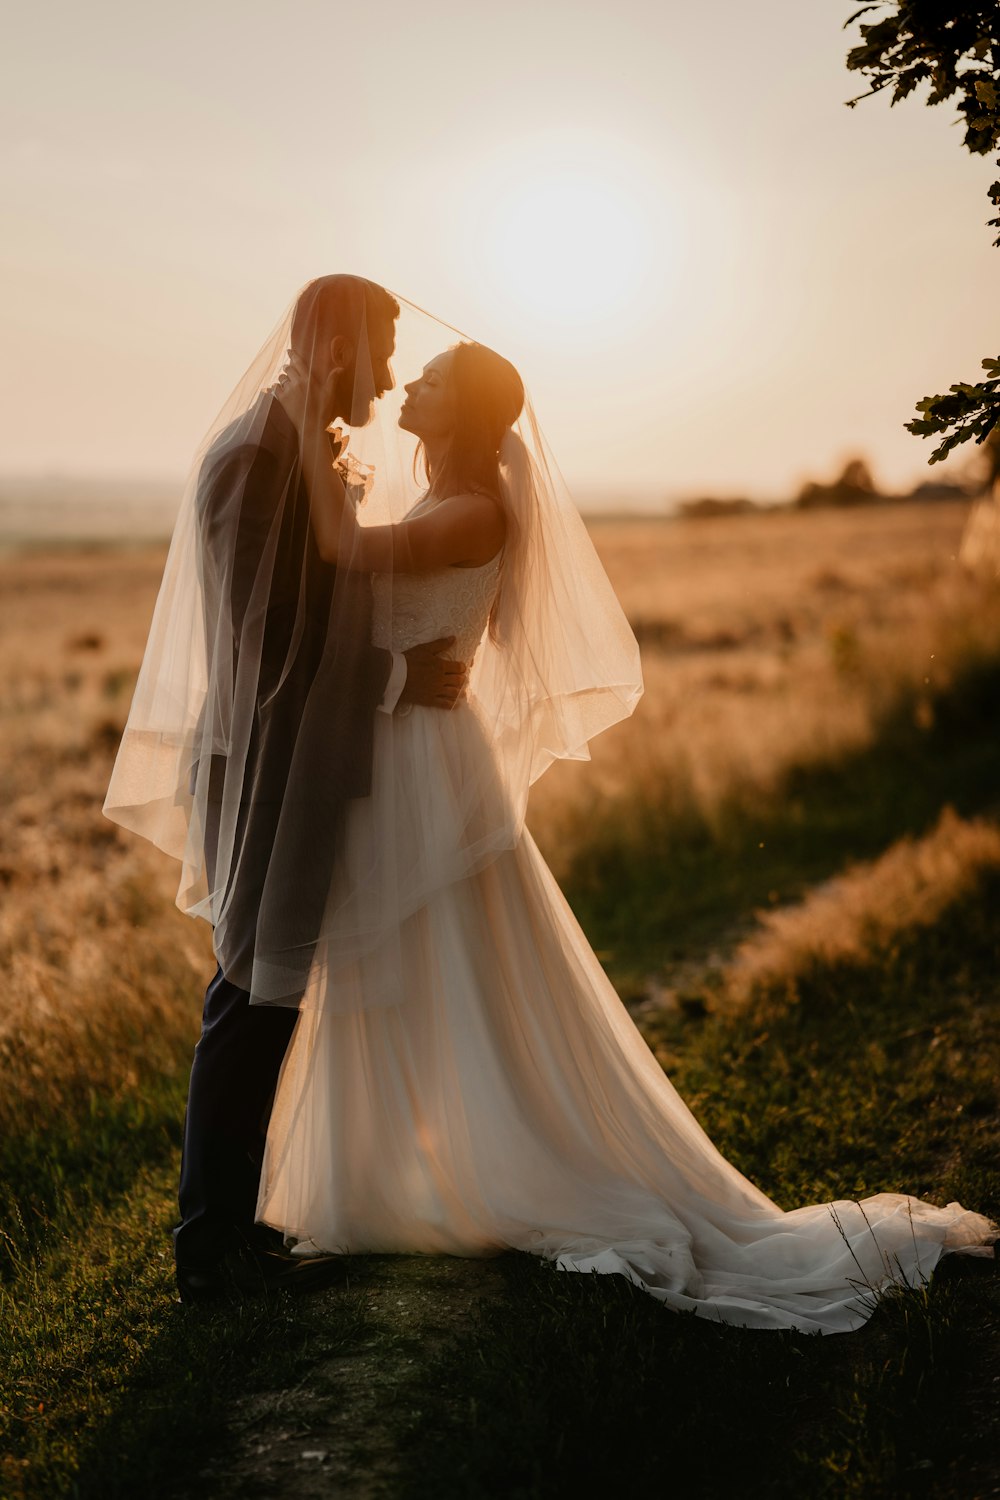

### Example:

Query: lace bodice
xmin=372 ymin=556 xmax=501 ymax=661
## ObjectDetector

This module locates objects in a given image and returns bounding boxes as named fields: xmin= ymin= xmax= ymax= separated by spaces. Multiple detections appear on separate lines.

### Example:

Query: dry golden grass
xmin=0 ymin=548 xmax=211 ymax=1139
xmin=724 ymin=805 xmax=1000 ymax=1003
xmin=1 ymin=499 xmax=997 ymax=1126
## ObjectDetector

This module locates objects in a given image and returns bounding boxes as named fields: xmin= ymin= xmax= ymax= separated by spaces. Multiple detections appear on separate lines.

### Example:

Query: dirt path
xmin=191 ymin=1254 xmax=508 ymax=1499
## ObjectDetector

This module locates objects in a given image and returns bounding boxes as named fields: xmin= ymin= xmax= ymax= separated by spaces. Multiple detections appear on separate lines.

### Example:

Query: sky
xmin=2 ymin=0 xmax=997 ymax=508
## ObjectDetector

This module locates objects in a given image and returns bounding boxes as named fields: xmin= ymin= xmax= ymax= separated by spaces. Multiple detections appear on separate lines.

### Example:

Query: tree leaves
xmin=904 ymin=360 xmax=1000 ymax=464
xmin=844 ymin=4 xmax=1000 ymax=461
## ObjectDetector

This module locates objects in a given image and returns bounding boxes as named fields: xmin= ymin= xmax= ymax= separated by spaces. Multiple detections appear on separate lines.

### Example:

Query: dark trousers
xmin=173 ymin=964 xmax=299 ymax=1270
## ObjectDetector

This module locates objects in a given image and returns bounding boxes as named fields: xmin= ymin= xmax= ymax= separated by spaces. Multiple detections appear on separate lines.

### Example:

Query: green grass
xmin=557 ymin=656 xmax=1000 ymax=987
xmin=0 ymin=1165 xmax=371 ymax=1500
xmin=0 ymin=1081 xmax=187 ymax=1282
xmin=396 ymin=1256 xmax=998 ymax=1500
xmin=646 ymin=896 xmax=1000 ymax=1214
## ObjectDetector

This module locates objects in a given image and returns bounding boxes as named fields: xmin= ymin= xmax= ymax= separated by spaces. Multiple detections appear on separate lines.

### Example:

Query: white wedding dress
xmin=257 ymin=552 xmax=993 ymax=1334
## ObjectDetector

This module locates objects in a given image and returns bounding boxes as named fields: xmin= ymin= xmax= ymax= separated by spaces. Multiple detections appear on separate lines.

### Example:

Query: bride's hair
xmin=421 ymin=342 xmax=525 ymax=500
xmin=417 ymin=341 xmax=525 ymax=644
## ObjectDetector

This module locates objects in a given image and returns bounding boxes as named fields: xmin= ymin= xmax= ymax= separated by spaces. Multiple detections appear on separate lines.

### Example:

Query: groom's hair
xmin=290 ymin=275 xmax=400 ymax=361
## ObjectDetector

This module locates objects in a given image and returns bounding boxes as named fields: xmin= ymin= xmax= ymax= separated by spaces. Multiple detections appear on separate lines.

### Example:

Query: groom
xmin=176 ymin=276 xmax=465 ymax=1304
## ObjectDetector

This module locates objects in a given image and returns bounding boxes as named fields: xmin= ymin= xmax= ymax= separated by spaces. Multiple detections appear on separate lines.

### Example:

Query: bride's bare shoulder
xmin=425 ymin=490 xmax=506 ymax=567
xmin=442 ymin=488 xmax=506 ymax=532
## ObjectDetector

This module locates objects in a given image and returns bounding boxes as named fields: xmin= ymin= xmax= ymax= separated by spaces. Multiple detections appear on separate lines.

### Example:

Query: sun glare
xmin=470 ymin=137 xmax=669 ymax=338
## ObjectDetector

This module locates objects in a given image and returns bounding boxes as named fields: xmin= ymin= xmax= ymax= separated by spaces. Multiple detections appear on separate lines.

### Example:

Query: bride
xmin=107 ymin=281 xmax=993 ymax=1331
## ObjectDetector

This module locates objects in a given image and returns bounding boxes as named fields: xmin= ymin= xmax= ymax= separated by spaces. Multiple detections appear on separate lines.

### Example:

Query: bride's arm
xmin=303 ymin=449 xmax=505 ymax=572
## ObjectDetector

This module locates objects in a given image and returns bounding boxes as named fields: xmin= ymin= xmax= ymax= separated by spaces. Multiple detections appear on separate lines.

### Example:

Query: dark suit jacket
xmin=194 ymin=392 xmax=391 ymax=994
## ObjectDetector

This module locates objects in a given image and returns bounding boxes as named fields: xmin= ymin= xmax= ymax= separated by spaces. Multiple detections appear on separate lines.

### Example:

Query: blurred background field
xmin=2 ymin=498 xmax=999 ymax=1498
xmin=535 ymin=497 xmax=1000 ymax=837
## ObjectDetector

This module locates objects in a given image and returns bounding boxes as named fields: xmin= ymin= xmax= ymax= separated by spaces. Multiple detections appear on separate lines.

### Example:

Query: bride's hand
xmin=326 ymin=425 xmax=350 ymax=462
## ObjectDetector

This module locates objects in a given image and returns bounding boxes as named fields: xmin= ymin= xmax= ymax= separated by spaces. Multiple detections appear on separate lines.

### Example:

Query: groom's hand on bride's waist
xmin=399 ymin=636 xmax=468 ymax=710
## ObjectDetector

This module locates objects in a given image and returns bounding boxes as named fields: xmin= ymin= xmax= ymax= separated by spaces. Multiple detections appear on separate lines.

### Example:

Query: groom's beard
xmin=331 ymin=363 xmax=382 ymax=429
xmin=348 ymin=395 xmax=377 ymax=427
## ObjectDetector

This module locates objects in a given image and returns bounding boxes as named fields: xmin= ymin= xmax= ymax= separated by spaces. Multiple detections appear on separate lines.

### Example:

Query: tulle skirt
xmin=258 ymin=709 xmax=993 ymax=1334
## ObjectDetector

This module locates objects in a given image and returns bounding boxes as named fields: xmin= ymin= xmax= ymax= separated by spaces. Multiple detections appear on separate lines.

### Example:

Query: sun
xmin=476 ymin=141 xmax=666 ymax=335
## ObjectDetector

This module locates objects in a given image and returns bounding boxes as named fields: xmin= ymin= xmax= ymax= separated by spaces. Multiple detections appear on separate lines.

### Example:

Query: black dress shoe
xmin=175 ymin=1261 xmax=234 ymax=1305
xmin=226 ymin=1243 xmax=349 ymax=1296
xmin=176 ymin=1242 xmax=347 ymax=1305
xmin=245 ymin=1223 xmax=290 ymax=1257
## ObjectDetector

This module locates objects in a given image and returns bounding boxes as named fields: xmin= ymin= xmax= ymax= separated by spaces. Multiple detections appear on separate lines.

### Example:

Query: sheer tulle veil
xmin=103 ymin=280 xmax=643 ymax=1014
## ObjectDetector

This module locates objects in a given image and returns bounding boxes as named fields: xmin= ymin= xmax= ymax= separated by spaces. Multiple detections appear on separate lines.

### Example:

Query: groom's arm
xmin=362 ymin=634 xmax=467 ymax=715
xmin=371 ymin=640 xmax=469 ymax=712
xmin=377 ymin=651 xmax=408 ymax=714
xmin=397 ymin=639 xmax=468 ymax=709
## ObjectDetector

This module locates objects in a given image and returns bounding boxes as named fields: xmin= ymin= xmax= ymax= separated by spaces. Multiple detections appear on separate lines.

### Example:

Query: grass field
xmin=1 ymin=499 xmax=998 ymax=1498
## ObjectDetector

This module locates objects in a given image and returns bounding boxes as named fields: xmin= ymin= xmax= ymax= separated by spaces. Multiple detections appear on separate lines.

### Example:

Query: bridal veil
xmin=103 ymin=279 xmax=643 ymax=1013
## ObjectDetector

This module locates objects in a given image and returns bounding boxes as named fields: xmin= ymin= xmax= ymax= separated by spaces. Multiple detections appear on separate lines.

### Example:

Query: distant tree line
xmin=677 ymin=448 xmax=989 ymax=519
xmin=793 ymin=455 xmax=976 ymax=510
